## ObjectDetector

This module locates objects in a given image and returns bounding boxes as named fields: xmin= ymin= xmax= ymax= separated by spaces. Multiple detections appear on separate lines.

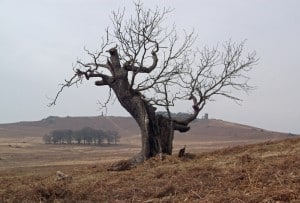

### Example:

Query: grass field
xmin=0 ymin=137 xmax=299 ymax=202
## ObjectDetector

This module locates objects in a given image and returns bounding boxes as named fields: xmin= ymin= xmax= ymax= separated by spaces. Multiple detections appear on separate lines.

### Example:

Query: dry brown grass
xmin=1 ymin=138 xmax=299 ymax=202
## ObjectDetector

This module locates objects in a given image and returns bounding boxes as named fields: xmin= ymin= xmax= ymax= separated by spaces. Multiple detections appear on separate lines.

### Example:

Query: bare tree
xmin=50 ymin=2 xmax=257 ymax=163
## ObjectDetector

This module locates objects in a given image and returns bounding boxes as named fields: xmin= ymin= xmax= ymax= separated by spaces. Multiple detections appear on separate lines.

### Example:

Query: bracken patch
xmin=0 ymin=138 xmax=299 ymax=202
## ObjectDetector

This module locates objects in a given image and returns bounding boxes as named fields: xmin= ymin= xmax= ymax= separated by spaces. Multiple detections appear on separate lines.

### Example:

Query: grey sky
xmin=0 ymin=0 xmax=299 ymax=134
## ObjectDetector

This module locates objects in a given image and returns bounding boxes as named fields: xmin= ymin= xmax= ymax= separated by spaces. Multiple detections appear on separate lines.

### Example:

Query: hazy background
xmin=0 ymin=0 xmax=299 ymax=134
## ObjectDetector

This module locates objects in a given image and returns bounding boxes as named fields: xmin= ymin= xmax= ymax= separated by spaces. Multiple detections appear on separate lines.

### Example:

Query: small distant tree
xmin=73 ymin=131 xmax=83 ymax=144
xmin=96 ymin=129 xmax=105 ymax=145
xmin=106 ymin=130 xmax=120 ymax=145
xmin=50 ymin=2 xmax=257 ymax=162
xmin=51 ymin=130 xmax=63 ymax=144
xmin=43 ymin=134 xmax=52 ymax=144
xmin=106 ymin=134 xmax=114 ymax=145
xmin=79 ymin=127 xmax=96 ymax=145
xmin=61 ymin=129 xmax=73 ymax=144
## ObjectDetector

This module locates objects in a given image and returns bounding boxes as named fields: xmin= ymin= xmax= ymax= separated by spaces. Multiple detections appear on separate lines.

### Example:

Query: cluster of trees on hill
xmin=43 ymin=127 xmax=120 ymax=145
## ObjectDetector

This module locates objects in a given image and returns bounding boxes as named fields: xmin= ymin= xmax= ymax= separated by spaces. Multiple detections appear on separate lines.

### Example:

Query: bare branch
xmin=48 ymin=74 xmax=81 ymax=106
xmin=97 ymin=87 xmax=113 ymax=115
xmin=171 ymin=41 xmax=258 ymax=125
xmin=50 ymin=2 xmax=257 ymax=133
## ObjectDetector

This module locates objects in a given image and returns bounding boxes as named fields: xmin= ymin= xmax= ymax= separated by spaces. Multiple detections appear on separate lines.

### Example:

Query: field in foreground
xmin=1 ymin=138 xmax=299 ymax=203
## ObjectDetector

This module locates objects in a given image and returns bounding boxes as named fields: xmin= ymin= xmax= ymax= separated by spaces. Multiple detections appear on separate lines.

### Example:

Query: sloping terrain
xmin=1 ymin=138 xmax=299 ymax=202
xmin=0 ymin=116 xmax=293 ymax=143
xmin=0 ymin=116 xmax=294 ymax=171
xmin=186 ymin=119 xmax=288 ymax=140
xmin=0 ymin=116 xmax=139 ymax=138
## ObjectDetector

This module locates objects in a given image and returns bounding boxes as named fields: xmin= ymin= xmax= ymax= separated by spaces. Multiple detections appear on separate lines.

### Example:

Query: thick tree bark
xmin=157 ymin=115 xmax=174 ymax=154
xmin=102 ymin=48 xmax=176 ymax=161
xmin=110 ymin=82 xmax=174 ymax=160
xmin=111 ymin=79 xmax=173 ymax=160
xmin=109 ymin=78 xmax=155 ymax=160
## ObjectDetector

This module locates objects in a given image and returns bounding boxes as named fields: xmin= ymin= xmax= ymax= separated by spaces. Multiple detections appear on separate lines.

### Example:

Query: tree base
xmin=107 ymin=153 xmax=145 ymax=171
xmin=107 ymin=152 xmax=170 ymax=171
xmin=107 ymin=159 xmax=136 ymax=171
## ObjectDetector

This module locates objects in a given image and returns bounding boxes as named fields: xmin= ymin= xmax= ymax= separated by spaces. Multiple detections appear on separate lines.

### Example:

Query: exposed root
xmin=107 ymin=152 xmax=172 ymax=171
xmin=107 ymin=159 xmax=135 ymax=171
xmin=107 ymin=153 xmax=145 ymax=171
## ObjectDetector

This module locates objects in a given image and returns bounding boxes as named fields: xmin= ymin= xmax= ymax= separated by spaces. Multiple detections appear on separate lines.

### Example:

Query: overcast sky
xmin=0 ymin=0 xmax=299 ymax=134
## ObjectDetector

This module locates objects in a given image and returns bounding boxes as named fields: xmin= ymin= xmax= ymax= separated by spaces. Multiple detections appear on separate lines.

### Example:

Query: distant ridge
xmin=0 ymin=116 xmax=294 ymax=142
xmin=182 ymin=118 xmax=293 ymax=141
xmin=0 ymin=116 xmax=138 ymax=138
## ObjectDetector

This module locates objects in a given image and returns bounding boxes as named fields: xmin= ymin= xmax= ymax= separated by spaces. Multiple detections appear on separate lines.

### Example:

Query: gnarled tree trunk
xmin=112 ymin=80 xmax=175 ymax=160
xmin=157 ymin=115 xmax=174 ymax=154
xmin=100 ymin=48 xmax=177 ymax=161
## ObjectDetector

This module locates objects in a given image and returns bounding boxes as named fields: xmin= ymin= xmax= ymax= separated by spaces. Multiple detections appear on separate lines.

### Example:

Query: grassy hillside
xmin=0 ymin=116 xmax=139 ymax=138
xmin=1 ymin=138 xmax=299 ymax=202
xmin=0 ymin=116 xmax=292 ymax=142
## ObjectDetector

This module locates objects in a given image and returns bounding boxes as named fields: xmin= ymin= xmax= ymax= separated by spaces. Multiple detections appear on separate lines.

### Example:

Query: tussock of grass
xmin=1 ymin=138 xmax=300 ymax=202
